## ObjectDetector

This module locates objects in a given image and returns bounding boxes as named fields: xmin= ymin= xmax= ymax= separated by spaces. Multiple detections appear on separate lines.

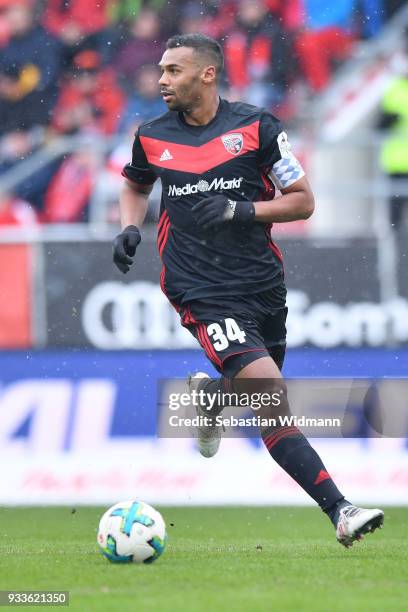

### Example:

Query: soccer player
xmin=113 ymin=33 xmax=384 ymax=547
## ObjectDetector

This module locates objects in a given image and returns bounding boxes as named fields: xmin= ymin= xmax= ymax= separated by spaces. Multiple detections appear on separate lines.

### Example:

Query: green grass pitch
xmin=0 ymin=507 xmax=406 ymax=611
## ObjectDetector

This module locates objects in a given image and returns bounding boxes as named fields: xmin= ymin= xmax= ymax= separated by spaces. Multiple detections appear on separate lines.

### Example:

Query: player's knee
xmin=252 ymin=377 xmax=287 ymax=399
xmin=261 ymin=379 xmax=289 ymax=418
xmin=235 ymin=377 xmax=289 ymax=419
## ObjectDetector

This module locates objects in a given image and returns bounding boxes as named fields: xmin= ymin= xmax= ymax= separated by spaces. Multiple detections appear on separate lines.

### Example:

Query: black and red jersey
xmin=122 ymin=98 xmax=305 ymax=307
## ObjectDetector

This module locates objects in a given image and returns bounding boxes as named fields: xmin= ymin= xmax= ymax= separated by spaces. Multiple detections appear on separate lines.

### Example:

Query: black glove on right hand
xmin=192 ymin=195 xmax=255 ymax=230
xmin=113 ymin=225 xmax=141 ymax=273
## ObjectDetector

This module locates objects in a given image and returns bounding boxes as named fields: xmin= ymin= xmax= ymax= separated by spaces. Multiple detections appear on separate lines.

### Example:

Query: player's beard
xmin=171 ymin=97 xmax=203 ymax=114
xmin=166 ymin=97 xmax=187 ymax=112
xmin=167 ymin=81 xmax=202 ymax=113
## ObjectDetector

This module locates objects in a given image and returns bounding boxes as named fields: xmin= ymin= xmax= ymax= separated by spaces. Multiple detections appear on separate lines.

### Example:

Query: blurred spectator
xmin=177 ymin=1 xmax=207 ymax=35
xmin=52 ymin=50 xmax=125 ymax=135
xmin=356 ymin=0 xmax=384 ymax=39
xmin=0 ymin=0 xmax=61 ymax=216
xmin=108 ymin=0 xmax=177 ymax=29
xmin=43 ymin=0 xmax=117 ymax=66
xmin=0 ymin=191 xmax=38 ymax=226
xmin=47 ymin=49 xmax=125 ymax=222
xmin=378 ymin=72 xmax=408 ymax=231
xmin=223 ymin=0 xmax=293 ymax=108
xmin=175 ymin=0 xmax=235 ymax=40
xmin=113 ymin=8 xmax=163 ymax=88
xmin=384 ymin=0 xmax=407 ymax=19
xmin=0 ymin=117 xmax=63 ymax=216
xmin=0 ymin=0 xmax=61 ymax=134
xmin=42 ymin=149 xmax=97 ymax=223
xmin=0 ymin=129 xmax=37 ymax=162
xmin=117 ymin=64 xmax=165 ymax=133
xmin=107 ymin=0 xmax=142 ymax=23
xmin=0 ymin=0 xmax=11 ymax=47
xmin=188 ymin=1 xmax=235 ymax=40
xmin=0 ymin=127 xmax=43 ymax=174
xmin=101 ymin=126 xmax=161 ymax=224
xmin=100 ymin=59 xmax=164 ymax=223
xmin=176 ymin=1 xmax=230 ymax=37
xmin=265 ymin=0 xmax=304 ymax=31
xmin=295 ymin=0 xmax=355 ymax=91
xmin=0 ymin=0 xmax=397 ymax=226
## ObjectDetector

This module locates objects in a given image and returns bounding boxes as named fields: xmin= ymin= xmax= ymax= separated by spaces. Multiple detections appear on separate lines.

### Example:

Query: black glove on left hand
xmin=113 ymin=225 xmax=141 ymax=273
xmin=191 ymin=195 xmax=255 ymax=230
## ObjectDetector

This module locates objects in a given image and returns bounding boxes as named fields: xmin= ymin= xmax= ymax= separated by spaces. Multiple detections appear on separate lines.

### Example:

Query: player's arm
xmin=253 ymin=175 xmax=315 ymax=223
xmin=119 ymin=178 xmax=153 ymax=228
xmin=253 ymin=119 xmax=314 ymax=222
xmin=191 ymin=178 xmax=314 ymax=229
xmin=192 ymin=115 xmax=314 ymax=230
xmin=113 ymin=131 xmax=157 ymax=273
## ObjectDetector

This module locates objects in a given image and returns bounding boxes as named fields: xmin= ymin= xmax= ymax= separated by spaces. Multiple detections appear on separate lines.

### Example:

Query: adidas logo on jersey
xmin=160 ymin=149 xmax=173 ymax=161
xmin=168 ymin=176 xmax=243 ymax=197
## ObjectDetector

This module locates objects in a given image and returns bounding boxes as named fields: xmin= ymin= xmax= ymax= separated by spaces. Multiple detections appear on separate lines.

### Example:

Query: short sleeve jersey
xmin=122 ymin=98 xmax=305 ymax=307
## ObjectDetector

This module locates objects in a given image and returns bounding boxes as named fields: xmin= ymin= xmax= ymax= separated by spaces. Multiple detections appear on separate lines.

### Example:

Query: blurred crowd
xmin=0 ymin=0 xmax=404 ymax=225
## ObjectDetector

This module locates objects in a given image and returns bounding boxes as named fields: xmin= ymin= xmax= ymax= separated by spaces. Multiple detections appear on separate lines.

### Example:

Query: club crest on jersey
xmin=221 ymin=133 xmax=243 ymax=156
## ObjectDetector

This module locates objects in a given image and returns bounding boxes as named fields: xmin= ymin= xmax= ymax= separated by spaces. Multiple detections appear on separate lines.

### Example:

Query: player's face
xmin=158 ymin=47 xmax=212 ymax=112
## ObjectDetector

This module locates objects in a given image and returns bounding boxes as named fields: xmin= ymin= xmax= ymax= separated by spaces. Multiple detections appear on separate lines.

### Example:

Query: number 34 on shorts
xmin=207 ymin=318 xmax=246 ymax=351
xmin=180 ymin=303 xmax=278 ymax=371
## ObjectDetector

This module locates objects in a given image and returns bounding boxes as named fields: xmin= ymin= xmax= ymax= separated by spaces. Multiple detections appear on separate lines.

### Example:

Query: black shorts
xmin=180 ymin=291 xmax=287 ymax=378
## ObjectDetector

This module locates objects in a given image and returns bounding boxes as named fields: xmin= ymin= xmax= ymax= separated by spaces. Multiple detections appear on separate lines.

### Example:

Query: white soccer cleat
xmin=187 ymin=372 xmax=222 ymax=458
xmin=336 ymin=505 xmax=384 ymax=548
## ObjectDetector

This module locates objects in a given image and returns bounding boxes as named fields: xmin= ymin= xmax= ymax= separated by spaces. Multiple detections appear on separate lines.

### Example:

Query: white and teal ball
xmin=97 ymin=500 xmax=167 ymax=564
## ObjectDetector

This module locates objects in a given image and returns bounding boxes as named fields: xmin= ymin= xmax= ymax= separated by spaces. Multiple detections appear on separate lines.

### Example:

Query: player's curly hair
xmin=166 ymin=33 xmax=224 ymax=78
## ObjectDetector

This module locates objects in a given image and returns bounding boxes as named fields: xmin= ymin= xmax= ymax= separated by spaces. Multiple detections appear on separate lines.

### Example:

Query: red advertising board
xmin=0 ymin=244 xmax=32 ymax=347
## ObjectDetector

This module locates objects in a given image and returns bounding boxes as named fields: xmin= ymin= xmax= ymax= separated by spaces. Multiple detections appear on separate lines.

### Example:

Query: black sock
xmin=262 ymin=426 xmax=345 ymax=524
xmin=325 ymin=498 xmax=352 ymax=526
xmin=197 ymin=377 xmax=234 ymax=416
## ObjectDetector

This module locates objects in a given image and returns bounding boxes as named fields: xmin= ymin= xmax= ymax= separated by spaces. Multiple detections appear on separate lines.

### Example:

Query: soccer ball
xmin=97 ymin=500 xmax=167 ymax=564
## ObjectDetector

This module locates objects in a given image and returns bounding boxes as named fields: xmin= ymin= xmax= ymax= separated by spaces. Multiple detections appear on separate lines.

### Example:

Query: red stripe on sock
xmin=263 ymin=425 xmax=298 ymax=445
xmin=263 ymin=426 xmax=300 ymax=447
xmin=314 ymin=470 xmax=331 ymax=485
xmin=263 ymin=426 xmax=300 ymax=450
